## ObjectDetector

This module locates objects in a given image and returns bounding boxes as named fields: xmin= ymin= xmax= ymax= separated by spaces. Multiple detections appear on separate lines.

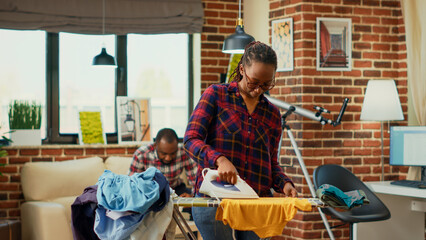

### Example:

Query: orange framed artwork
xmin=272 ymin=18 xmax=293 ymax=72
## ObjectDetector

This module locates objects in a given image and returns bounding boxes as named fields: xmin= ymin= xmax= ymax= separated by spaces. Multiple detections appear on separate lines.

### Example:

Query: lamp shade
xmin=222 ymin=25 xmax=255 ymax=54
xmin=92 ymin=47 xmax=116 ymax=66
xmin=360 ymin=80 xmax=404 ymax=121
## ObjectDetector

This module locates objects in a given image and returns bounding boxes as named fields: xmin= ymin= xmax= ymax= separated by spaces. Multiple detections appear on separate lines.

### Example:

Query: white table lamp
xmin=360 ymin=80 xmax=404 ymax=181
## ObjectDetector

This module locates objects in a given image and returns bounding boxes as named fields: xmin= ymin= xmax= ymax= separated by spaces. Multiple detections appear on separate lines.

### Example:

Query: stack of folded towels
xmin=316 ymin=184 xmax=369 ymax=210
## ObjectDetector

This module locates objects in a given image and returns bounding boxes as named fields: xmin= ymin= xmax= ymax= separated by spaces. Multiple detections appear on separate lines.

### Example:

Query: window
xmin=0 ymin=29 xmax=46 ymax=138
xmin=127 ymin=34 xmax=189 ymax=137
xmin=0 ymin=29 xmax=192 ymax=144
xmin=59 ymin=33 xmax=116 ymax=134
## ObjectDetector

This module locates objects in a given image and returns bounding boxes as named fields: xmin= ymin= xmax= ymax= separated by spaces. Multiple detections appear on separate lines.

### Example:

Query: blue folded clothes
xmin=96 ymin=167 xmax=161 ymax=214
xmin=94 ymin=205 xmax=145 ymax=240
xmin=94 ymin=167 xmax=171 ymax=240
xmin=316 ymin=184 xmax=369 ymax=210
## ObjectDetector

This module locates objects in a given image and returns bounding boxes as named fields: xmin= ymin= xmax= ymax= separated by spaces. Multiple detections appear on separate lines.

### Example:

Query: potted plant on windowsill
xmin=0 ymin=126 xmax=12 ymax=176
xmin=8 ymin=100 xmax=42 ymax=146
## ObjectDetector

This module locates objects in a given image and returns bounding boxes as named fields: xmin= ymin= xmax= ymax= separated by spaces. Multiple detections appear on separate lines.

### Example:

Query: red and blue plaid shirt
xmin=184 ymin=82 xmax=293 ymax=197
xmin=129 ymin=143 xmax=197 ymax=190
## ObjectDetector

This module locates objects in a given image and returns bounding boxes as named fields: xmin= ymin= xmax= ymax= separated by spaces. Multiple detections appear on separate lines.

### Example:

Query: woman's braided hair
xmin=229 ymin=41 xmax=278 ymax=82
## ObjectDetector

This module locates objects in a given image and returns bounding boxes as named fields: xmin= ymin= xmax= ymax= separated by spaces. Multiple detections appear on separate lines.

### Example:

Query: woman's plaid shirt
xmin=184 ymin=82 xmax=293 ymax=197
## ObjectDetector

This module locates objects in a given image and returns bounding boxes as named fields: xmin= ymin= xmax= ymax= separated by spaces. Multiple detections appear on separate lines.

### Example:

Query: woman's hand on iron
xmin=283 ymin=182 xmax=298 ymax=197
xmin=215 ymin=156 xmax=238 ymax=185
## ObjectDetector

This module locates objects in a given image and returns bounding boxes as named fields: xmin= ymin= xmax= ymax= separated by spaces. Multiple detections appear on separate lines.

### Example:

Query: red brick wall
xmin=201 ymin=0 xmax=241 ymax=89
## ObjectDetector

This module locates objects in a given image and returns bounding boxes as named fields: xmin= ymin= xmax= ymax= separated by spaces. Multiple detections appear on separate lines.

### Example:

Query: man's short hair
xmin=155 ymin=128 xmax=178 ymax=144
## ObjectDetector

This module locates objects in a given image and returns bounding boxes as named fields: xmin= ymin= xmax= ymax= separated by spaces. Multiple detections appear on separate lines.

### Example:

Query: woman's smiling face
xmin=238 ymin=61 xmax=276 ymax=99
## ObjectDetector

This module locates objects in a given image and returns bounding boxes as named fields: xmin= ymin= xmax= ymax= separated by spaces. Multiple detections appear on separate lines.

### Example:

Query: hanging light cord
xmin=236 ymin=0 xmax=243 ymax=26
xmin=238 ymin=0 xmax=241 ymax=19
xmin=102 ymin=0 xmax=106 ymax=35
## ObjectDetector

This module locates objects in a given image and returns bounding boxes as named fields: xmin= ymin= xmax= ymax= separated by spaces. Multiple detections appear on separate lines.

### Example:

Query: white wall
xmin=244 ymin=0 xmax=269 ymax=44
xmin=192 ymin=33 xmax=201 ymax=109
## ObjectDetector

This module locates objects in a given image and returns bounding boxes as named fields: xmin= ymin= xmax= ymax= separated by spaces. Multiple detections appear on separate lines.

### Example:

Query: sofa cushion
xmin=21 ymin=157 xmax=106 ymax=201
xmin=50 ymin=196 xmax=77 ymax=226
xmin=104 ymin=156 xmax=133 ymax=175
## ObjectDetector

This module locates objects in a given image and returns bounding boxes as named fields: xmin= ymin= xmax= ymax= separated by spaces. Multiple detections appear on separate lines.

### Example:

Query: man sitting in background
xmin=129 ymin=128 xmax=197 ymax=197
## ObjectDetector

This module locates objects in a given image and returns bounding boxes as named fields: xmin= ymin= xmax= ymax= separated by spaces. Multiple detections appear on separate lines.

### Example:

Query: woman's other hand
xmin=283 ymin=182 xmax=298 ymax=197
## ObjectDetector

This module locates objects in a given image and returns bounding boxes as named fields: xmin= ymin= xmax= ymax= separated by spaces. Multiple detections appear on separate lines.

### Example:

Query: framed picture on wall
xmin=316 ymin=17 xmax=352 ymax=71
xmin=116 ymin=97 xmax=152 ymax=145
xmin=78 ymin=110 xmax=106 ymax=145
xmin=272 ymin=17 xmax=293 ymax=72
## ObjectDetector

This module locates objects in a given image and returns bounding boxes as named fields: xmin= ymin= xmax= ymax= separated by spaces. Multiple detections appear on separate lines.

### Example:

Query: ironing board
xmin=172 ymin=197 xmax=220 ymax=240
xmin=171 ymin=197 xmax=326 ymax=240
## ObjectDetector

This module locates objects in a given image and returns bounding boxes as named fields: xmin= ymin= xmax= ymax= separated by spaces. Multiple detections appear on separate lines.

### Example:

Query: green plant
xmin=9 ymin=100 xmax=42 ymax=129
xmin=0 ymin=137 xmax=11 ymax=157
xmin=0 ymin=126 xmax=12 ymax=176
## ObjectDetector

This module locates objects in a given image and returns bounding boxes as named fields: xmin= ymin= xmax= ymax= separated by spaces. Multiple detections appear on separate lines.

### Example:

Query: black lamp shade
xmin=92 ymin=47 xmax=116 ymax=66
xmin=222 ymin=25 xmax=255 ymax=54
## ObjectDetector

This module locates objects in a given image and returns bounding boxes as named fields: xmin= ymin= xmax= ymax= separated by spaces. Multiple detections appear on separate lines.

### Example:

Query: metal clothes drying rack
xmin=171 ymin=197 xmax=326 ymax=240
xmin=172 ymin=206 xmax=197 ymax=240
xmin=172 ymin=197 xmax=219 ymax=240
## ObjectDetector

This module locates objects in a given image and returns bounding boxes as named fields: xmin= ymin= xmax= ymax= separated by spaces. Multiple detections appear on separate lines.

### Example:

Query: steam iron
xmin=199 ymin=168 xmax=259 ymax=199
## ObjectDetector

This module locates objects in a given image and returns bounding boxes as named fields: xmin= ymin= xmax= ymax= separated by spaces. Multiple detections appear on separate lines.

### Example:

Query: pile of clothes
xmin=71 ymin=167 xmax=176 ymax=240
xmin=316 ymin=184 xmax=370 ymax=210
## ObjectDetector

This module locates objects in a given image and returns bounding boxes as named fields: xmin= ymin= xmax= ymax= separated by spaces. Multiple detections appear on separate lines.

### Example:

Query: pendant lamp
xmin=222 ymin=0 xmax=255 ymax=54
xmin=93 ymin=0 xmax=116 ymax=66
